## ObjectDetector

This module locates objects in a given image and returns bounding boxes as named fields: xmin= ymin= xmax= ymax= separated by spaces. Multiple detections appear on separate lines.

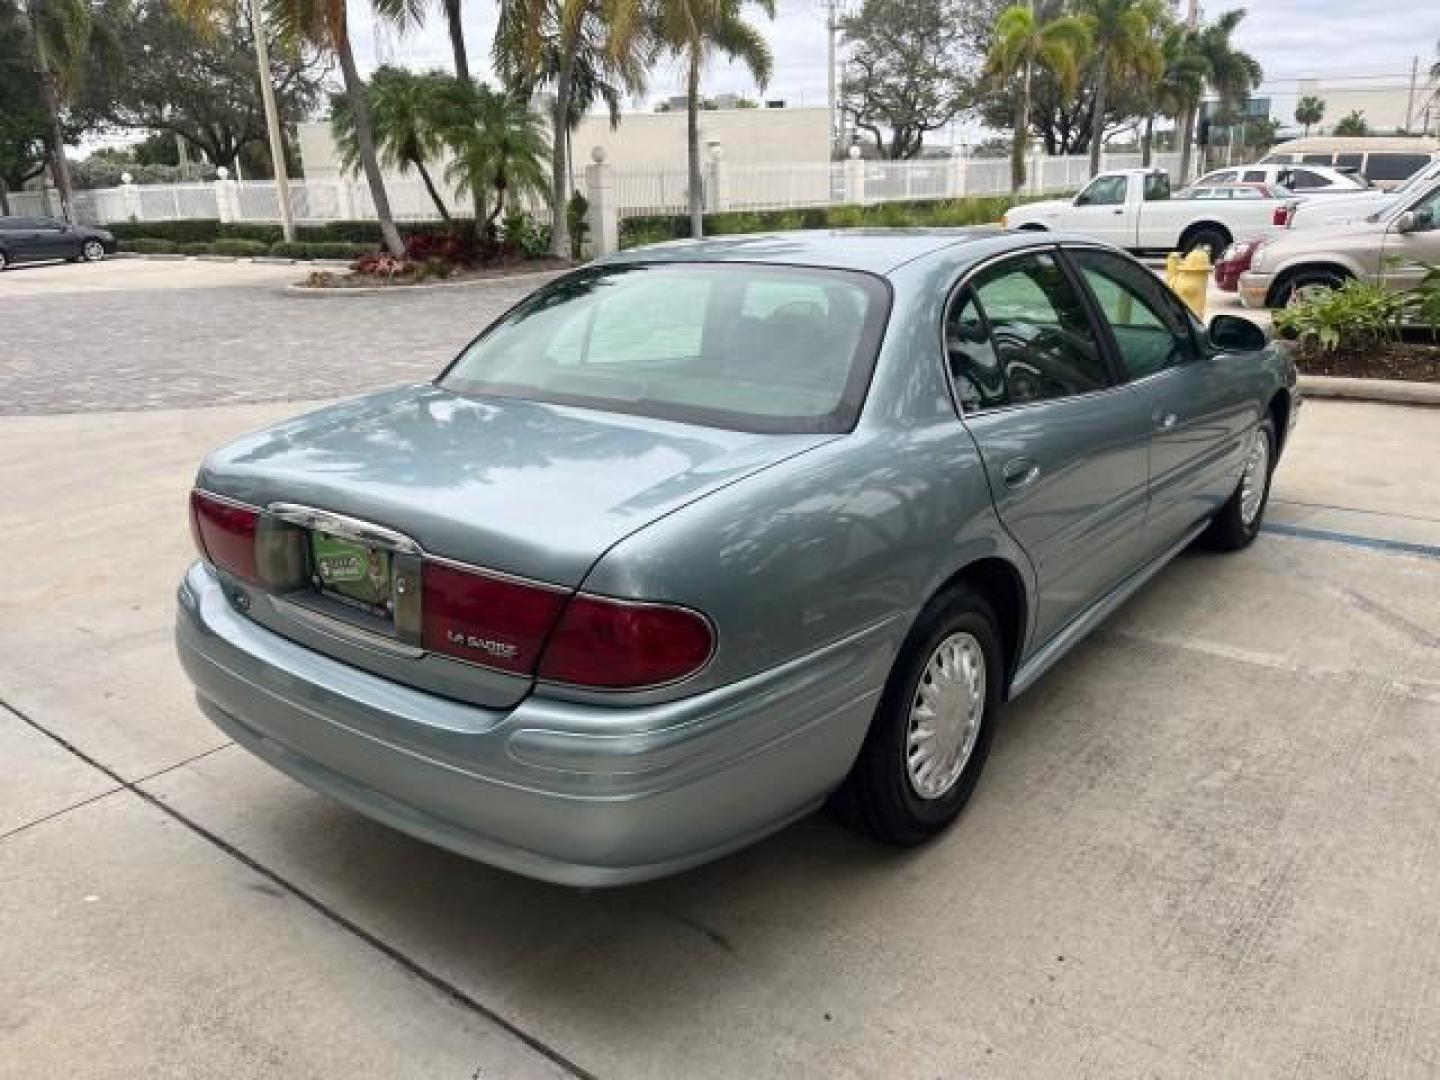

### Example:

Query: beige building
xmin=297 ymin=105 xmax=831 ymax=186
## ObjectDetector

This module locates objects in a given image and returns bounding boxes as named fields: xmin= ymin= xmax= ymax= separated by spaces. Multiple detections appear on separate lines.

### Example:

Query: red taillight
xmin=421 ymin=561 xmax=567 ymax=674
xmin=538 ymin=595 xmax=714 ymax=689
xmin=1273 ymin=203 xmax=1294 ymax=227
xmin=190 ymin=489 xmax=259 ymax=582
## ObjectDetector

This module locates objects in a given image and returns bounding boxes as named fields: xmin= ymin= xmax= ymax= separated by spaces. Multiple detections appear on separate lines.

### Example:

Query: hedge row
xmin=120 ymin=237 xmax=374 ymax=260
xmin=105 ymin=218 xmax=457 ymax=245
xmin=618 ymin=195 xmax=1046 ymax=249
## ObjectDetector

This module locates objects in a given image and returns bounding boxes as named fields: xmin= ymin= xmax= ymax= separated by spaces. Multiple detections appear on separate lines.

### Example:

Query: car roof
xmin=600 ymin=228 xmax=1004 ymax=275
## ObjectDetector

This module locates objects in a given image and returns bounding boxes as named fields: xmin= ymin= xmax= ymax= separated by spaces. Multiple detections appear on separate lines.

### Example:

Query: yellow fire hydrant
xmin=1165 ymin=248 xmax=1211 ymax=316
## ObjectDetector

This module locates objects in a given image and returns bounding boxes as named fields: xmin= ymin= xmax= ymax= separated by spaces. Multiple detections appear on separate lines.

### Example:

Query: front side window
xmin=441 ymin=263 xmax=889 ymax=434
xmin=1285 ymin=169 xmax=1328 ymax=190
xmin=945 ymin=252 xmax=1111 ymax=412
xmin=1143 ymin=173 xmax=1171 ymax=201
xmin=1302 ymin=153 xmax=1334 ymax=166
xmin=1076 ymin=175 xmax=1128 ymax=206
xmin=1070 ymin=249 xmax=1198 ymax=380
xmin=1242 ymin=169 xmax=1267 ymax=182
xmin=1402 ymin=187 xmax=1440 ymax=231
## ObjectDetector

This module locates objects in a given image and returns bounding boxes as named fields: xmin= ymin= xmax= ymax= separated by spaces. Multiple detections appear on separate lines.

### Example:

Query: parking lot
xmin=4 ymin=260 xmax=1439 ymax=1079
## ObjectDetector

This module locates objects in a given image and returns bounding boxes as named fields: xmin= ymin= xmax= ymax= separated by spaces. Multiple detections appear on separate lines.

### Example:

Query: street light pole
xmin=248 ymin=0 xmax=296 ymax=242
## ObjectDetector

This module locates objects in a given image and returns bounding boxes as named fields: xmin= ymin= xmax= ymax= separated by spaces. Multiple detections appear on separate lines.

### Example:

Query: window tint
xmin=1230 ymin=187 xmax=1262 ymax=199
xmin=1071 ymin=249 xmax=1197 ymax=380
xmin=1302 ymin=153 xmax=1334 ymax=165
xmin=1199 ymin=170 xmax=1236 ymax=185
xmin=1242 ymin=169 xmax=1267 ymax=182
xmin=1335 ymin=153 xmax=1363 ymax=170
xmin=946 ymin=252 xmax=1111 ymax=411
xmin=1367 ymin=153 xmax=1430 ymax=182
xmin=1077 ymin=175 xmax=1128 ymax=206
xmin=1143 ymin=173 xmax=1170 ymax=201
xmin=443 ymin=263 xmax=888 ymax=434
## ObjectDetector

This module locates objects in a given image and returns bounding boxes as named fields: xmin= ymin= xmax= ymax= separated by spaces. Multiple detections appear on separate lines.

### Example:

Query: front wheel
xmin=829 ymin=583 xmax=1003 ymax=846
xmin=81 ymin=239 xmax=106 ymax=263
xmin=1277 ymin=269 xmax=1345 ymax=308
xmin=0 ymin=249 xmax=9 ymax=272
xmin=1200 ymin=418 xmax=1275 ymax=551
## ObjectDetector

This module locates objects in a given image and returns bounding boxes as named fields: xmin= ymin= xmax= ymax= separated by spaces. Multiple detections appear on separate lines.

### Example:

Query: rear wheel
xmin=829 ymin=584 xmax=1002 ymax=845
xmin=1200 ymin=418 xmax=1275 ymax=551
xmin=82 ymin=239 xmax=106 ymax=262
xmin=0 ymin=249 xmax=9 ymax=272
xmin=1182 ymin=226 xmax=1230 ymax=258
xmin=1277 ymin=269 xmax=1345 ymax=308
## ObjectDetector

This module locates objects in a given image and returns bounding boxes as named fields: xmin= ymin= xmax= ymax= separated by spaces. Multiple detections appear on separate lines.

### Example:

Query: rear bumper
xmin=175 ymin=562 xmax=888 ymax=885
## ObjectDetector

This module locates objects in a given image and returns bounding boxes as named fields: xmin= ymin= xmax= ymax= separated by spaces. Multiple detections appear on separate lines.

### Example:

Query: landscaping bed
xmin=1290 ymin=341 xmax=1440 ymax=383
xmin=301 ymin=254 xmax=570 ymax=289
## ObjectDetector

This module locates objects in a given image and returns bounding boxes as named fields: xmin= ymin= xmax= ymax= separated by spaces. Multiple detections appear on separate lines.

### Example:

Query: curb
xmin=112 ymin=252 xmax=352 ymax=268
xmin=284 ymin=267 xmax=567 ymax=297
xmin=1298 ymin=375 xmax=1440 ymax=406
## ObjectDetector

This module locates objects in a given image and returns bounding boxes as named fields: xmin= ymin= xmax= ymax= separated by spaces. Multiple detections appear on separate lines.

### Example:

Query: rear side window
xmin=1335 ymin=153 xmax=1364 ymax=170
xmin=1367 ymin=154 xmax=1430 ymax=182
xmin=1285 ymin=169 xmax=1329 ymax=190
xmin=1302 ymin=153 xmax=1334 ymax=165
xmin=442 ymin=263 xmax=890 ymax=434
xmin=1143 ymin=173 xmax=1170 ymax=201
xmin=944 ymin=252 xmax=1111 ymax=412
xmin=1230 ymin=187 xmax=1262 ymax=199
xmin=1242 ymin=170 xmax=1267 ymax=182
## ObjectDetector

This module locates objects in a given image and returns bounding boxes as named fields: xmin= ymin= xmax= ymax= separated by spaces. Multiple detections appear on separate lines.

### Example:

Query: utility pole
xmin=1404 ymin=55 xmax=1418 ymax=133
xmin=248 ymin=0 xmax=296 ymax=242
xmin=824 ymin=0 xmax=841 ymax=153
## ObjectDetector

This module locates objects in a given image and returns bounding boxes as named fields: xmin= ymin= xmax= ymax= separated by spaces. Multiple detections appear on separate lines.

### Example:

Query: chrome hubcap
xmin=84 ymin=242 xmax=103 ymax=260
xmin=906 ymin=632 xmax=986 ymax=801
xmin=1287 ymin=283 xmax=1332 ymax=307
xmin=1240 ymin=429 xmax=1271 ymax=526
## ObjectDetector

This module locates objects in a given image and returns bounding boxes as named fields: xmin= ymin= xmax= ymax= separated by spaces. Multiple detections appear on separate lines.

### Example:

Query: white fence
xmin=6 ymin=149 xmax=1185 ymax=230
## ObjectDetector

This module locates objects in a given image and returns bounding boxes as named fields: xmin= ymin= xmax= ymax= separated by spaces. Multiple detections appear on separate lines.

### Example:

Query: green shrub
xmin=1274 ymin=280 xmax=1404 ymax=351
xmin=501 ymin=209 xmax=551 ymax=259
xmin=617 ymin=193 xmax=1051 ymax=249
xmin=177 ymin=241 xmax=211 ymax=255
xmin=122 ymin=238 xmax=179 ymax=254
xmin=210 ymin=238 xmax=269 ymax=257
xmin=267 ymin=240 xmax=375 ymax=260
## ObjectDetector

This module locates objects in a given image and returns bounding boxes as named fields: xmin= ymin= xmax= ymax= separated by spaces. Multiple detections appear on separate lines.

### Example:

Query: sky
xmin=348 ymin=0 xmax=1440 ymax=119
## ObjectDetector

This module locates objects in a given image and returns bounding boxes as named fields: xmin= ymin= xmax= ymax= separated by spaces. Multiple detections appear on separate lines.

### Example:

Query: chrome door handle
xmin=1002 ymin=457 xmax=1040 ymax=489
xmin=1111 ymin=208 xmax=1124 ymax=215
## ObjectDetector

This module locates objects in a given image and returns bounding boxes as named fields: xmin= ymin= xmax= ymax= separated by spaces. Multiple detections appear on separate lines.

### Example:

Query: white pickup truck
xmin=1002 ymin=168 xmax=1292 ymax=256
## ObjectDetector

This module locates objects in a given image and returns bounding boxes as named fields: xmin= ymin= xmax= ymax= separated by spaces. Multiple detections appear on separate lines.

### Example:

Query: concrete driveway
xmin=4 ymin=259 xmax=1439 ymax=1079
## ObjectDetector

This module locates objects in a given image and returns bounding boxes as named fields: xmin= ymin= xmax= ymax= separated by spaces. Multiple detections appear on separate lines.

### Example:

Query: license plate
xmin=311 ymin=532 xmax=392 ymax=617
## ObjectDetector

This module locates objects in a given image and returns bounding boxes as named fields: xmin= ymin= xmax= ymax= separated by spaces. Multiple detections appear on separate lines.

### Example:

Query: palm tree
xmin=444 ymin=84 xmax=551 ymax=237
xmin=1294 ymin=95 xmax=1324 ymax=137
xmin=4 ymin=0 xmax=94 ymax=223
xmin=656 ymin=0 xmax=776 ymax=239
xmin=495 ymin=0 xmax=652 ymax=258
xmin=1175 ymin=9 xmax=1260 ymax=182
xmin=1078 ymin=0 xmax=1162 ymax=177
xmin=332 ymin=67 xmax=454 ymax=221
xmin=987 ymin=0 xmax=1089 ymax=192
xmin=1139 ymin=15 xmax=1198 ymax=166
xmin=263 ymin=0 xmax=405 ymax=253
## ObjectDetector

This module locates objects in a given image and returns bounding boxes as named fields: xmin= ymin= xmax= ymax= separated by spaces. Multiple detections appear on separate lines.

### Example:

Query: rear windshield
xmin=440 ymin=263 xmax=891 ymax=434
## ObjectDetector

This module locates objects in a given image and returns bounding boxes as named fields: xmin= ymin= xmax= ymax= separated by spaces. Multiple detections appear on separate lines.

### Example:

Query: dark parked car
xmin=177 ymin=230 xmax=1299 ymax=885
xmin=0 ymin=216 xmax=115 ymax=270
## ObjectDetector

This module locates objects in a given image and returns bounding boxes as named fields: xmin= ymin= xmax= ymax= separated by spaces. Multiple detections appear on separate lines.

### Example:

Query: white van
xmin=1260 ymin=136 xmax=1440 ymax=191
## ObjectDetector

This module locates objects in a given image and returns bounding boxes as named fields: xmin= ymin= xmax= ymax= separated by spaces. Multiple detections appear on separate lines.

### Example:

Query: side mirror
xmin=1396 ymin=211 xmax=1418 ymax=233
xmin=1208 ymin=314 xmax=1269 ymax=352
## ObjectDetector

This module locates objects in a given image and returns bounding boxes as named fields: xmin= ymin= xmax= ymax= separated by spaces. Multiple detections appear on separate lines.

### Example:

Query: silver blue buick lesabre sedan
xmin=176 ymin=230 xmax=1299 ymax=885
